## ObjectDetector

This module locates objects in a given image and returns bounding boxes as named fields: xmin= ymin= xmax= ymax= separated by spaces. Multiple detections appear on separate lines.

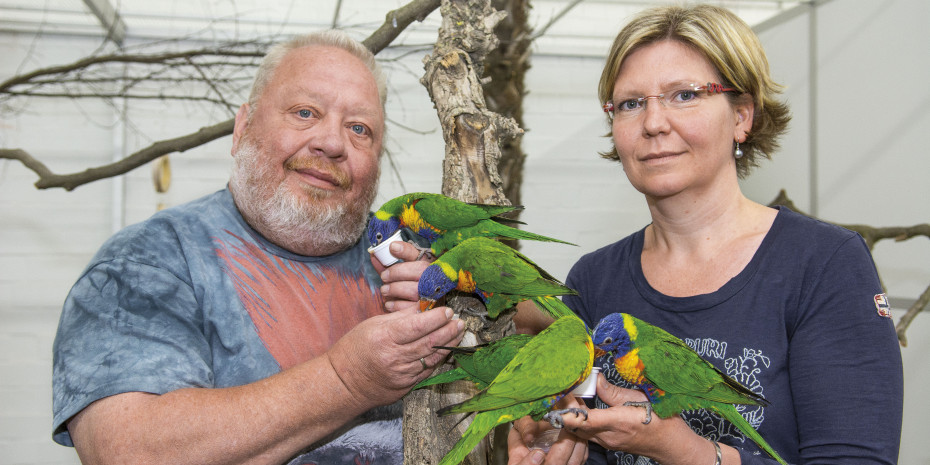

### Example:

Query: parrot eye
xmin=375 ymin=232 xmax=383 ymax=242
xmin=434 ymin=285 xmax=443 ymax=295
xmin=602 ymin=337 xmax=614 ymax=345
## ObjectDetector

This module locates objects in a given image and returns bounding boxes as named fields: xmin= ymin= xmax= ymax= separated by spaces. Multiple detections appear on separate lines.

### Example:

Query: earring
xmin=734 ymin=141 xmax=744 ymax=159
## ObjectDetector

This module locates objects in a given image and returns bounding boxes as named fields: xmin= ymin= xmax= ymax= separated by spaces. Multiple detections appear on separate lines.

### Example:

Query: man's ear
xmin=231 ymin=103 xmax=250 ymax=156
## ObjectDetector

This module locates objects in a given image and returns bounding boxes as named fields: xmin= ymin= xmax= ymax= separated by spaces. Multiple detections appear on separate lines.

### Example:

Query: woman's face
xmin=609 ymin=40 xmax=753 ymax=200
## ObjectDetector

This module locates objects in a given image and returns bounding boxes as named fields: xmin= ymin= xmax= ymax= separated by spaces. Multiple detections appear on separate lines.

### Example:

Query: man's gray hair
xmin=247 ymin=30 xmax=387 ymax=120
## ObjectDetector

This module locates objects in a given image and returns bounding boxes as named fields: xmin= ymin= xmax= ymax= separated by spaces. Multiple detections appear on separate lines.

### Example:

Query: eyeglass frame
xmin=602 ymin=82 xmax=737 ymax=121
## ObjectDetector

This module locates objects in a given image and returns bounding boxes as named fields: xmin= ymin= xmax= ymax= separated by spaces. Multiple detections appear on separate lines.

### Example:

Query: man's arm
xmin=68 ymin=305 xmax=465 ymax=465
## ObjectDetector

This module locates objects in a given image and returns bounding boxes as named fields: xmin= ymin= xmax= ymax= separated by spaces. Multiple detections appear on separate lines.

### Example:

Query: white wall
xmin=1 ymin=1 xmax=927 ymax=463
xmin=751 ymin=2 xmax=930 ymax=463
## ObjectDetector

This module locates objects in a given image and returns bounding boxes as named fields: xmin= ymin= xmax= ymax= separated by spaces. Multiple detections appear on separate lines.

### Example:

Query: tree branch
xmin=1 ymin=120 xmax=233 ymax=191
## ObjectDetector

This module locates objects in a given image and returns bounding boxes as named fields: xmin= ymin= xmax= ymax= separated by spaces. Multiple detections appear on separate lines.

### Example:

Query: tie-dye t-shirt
xmin=52 ymin=188 xmax=402 ymax=464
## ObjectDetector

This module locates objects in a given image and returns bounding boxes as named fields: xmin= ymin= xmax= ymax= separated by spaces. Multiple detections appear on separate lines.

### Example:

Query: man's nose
xmin=310 ymin=117 xmax=347 ymax=159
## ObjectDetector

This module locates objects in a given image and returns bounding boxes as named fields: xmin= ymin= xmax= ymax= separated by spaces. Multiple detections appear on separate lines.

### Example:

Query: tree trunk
xmin=484 ymin=0 xmax=531 ymax=252
xmin=404 ymin=1 xmax=524 ymax=464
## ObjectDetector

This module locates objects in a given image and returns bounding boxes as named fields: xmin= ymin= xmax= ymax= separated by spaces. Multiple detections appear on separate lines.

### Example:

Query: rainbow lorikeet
xmin=417 ymin=236 xmax=577 ymax=319
xmin=367 ymin=192 xmax=575 ymax=259
xmin=434 ymin=315 xmax=594 ymax=465
xmin=413 ymin=333 xmax=533 ymax=391
xmin=592 ymin=313 xmax=788 ymax=465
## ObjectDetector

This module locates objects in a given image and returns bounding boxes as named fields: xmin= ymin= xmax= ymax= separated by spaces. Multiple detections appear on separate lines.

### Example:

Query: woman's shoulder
xmin=772 ymin=205 xmax=860 ymax=246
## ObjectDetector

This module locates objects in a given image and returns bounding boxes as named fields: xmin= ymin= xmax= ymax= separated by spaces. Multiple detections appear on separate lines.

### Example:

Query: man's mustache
xmin=284 ymin=157 xmax=351 ymax=189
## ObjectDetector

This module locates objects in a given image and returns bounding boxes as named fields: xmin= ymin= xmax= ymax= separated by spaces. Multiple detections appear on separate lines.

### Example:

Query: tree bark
xmin=406 ymin=1 xmax=524 ymax=464
xmin=484 ymin=0 xmax=532 ymax=251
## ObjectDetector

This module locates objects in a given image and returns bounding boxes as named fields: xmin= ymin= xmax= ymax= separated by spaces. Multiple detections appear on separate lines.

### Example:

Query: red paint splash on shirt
xmin=216 ymin=232 xmax=384 ymax=370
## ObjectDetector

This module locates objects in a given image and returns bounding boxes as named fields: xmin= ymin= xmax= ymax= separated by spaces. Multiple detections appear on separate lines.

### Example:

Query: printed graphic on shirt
xmin=215 ymin=231 xmax=384 ymax=370
xmin=598 ymin=337 xmax=769 ymax=465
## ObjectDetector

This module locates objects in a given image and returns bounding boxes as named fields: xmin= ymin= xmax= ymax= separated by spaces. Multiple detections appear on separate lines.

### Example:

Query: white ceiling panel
xmin=0 ymin=0 xmax=806 ymax=56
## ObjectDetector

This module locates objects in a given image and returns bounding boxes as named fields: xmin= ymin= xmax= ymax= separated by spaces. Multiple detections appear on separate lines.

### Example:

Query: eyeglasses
xmin=603 ymin=82 xmax=736 ymax=121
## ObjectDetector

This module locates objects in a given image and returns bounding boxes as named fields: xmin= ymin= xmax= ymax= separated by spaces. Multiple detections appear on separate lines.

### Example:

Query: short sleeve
xmin=52 ymin=258 xmax=212 ymax=446
xmin=786 ymin=235 xmax=903 ymax=463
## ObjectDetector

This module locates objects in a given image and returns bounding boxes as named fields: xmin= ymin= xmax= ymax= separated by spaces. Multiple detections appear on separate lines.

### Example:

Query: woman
xmin=509 ymin=4 xmax=902 ymax=465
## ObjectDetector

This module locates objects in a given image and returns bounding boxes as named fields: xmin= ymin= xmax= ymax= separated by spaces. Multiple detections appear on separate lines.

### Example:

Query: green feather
xmin=435 ymin=237 xmax=578 ymax=319
xmin=434 ymin=316 xmax=594 ymax=465
xmin=413 ymin=334 xmax=533 ymax=391
xmin=619 ymin=314 xmax=787 ymax=465
xmin=376 ymin=192 xmax=575 ymax=256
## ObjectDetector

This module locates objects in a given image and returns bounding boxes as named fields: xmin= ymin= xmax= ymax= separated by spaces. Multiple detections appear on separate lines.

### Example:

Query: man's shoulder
xmin=91 ymin=189 xmax=239 ymax=264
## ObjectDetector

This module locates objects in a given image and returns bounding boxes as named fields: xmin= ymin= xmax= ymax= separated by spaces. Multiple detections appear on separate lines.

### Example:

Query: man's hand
xmin=327 ymin=304 xmax=464 ymax=406
xmin=374 ymin=240 xmax=433 ymax=312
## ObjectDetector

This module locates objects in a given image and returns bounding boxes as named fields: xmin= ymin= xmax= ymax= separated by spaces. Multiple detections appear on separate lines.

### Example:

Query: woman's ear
xmin=734 ymin=94 xmax=755 ymax=140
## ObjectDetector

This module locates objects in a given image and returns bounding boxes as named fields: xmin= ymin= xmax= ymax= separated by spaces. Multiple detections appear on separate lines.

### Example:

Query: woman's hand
xmin=558 ymin=376 xmax=713 ymax=465
xmin=507 ymin=397 xmax=588 ymax=465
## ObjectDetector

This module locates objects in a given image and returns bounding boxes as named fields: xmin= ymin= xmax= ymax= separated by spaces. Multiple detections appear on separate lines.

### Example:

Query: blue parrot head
xmin=592 ymin=312 xmax=634 ymax=358
xmin=367 ymin=212 xmax=401 ymax=248
xmin=417 ymin=262 xmax=459 ymax=311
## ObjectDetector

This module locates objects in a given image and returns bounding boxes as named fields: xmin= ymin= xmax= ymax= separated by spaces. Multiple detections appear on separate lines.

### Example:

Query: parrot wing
xmin=413 ymin=194 xmax=521 ymax=231
xmin=440 ymin=316 xmax=593 ymax=415
xmin=462 ymin=240 xmax=574 ymax=297
xmin=634 ymin=320 xmax=768 ymax=406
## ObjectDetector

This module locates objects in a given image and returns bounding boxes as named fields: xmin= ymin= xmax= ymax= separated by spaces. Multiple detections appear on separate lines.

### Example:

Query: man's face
xmin=229 ymin=45 xmax=383 ymax=255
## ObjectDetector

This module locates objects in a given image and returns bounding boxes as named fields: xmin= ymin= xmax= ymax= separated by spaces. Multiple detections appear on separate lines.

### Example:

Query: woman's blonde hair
xmin=599 ymin=4 xmax=790 ymax=178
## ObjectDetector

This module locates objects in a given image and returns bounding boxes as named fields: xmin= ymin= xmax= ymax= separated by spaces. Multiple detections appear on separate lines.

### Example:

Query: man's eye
xmin=350 ymin=124 xmax=368 ymax=135
xmin=297 ymin=109 xmax=313 ymax=118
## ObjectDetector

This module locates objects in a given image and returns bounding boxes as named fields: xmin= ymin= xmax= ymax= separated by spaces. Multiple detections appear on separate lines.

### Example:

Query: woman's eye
xmin=618 ymin=99 xmax=641 ymax=112
xmin=675 ymin=90 xmax=698 ymax=102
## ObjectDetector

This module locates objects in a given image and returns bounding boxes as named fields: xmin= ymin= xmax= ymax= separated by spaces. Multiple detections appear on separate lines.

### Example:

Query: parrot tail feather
xmin=413 ymin=368 xmax=468 ymax=390
xmin=533 ymin=296 xmax=577 ymax=320
xmin=437 ymin=410 xmax=506 ymax=465
xmin=717 ymin=405 xmax=788 ymax=465
xmin=500 ymin=227 xmax=577 ymax=246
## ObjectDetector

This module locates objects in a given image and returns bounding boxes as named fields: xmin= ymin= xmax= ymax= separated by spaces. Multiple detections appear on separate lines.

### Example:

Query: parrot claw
xmin=410 ymin=243 xmax=435 ymax=261
xmin=543 ymin=408 xmax=589 ymax=429
xmin=623 ymin=400 xmax=653 ymax=424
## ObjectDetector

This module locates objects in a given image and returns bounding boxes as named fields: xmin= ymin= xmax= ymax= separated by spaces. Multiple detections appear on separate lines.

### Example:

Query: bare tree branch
xmin=1 ymin=0 xmax=442 ymax=191
xmin=0 ymin=47 xmax=266 ymax=94
xmin=897 ymin=282 xmax=930 ymax=347
xmin=1 ymin=120 xmax=233 ymax=191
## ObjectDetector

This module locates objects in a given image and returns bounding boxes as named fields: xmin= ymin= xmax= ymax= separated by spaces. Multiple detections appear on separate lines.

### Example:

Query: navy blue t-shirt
xmin=565 ymin=206 xmax=902 ymax=465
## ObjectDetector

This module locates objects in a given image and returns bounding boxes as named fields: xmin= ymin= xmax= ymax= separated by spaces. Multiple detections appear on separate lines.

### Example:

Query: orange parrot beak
xmin=419 ymin=298 xmax=437 ymax=312
xmin=594 ymin=347 xmax=607 ymax=358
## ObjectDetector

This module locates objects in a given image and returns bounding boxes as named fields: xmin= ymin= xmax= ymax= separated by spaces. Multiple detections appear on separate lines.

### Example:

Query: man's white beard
xmin=229 ymin=138 xmax=378 ymax=256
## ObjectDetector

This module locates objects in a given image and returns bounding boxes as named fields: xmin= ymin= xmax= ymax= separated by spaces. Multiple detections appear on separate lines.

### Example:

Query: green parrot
xmin=417 ymin=236 xmax=577 ymax=319
xmin=413 ymin=333 xmax=533 ymax=391
xmin=366 ymin=192 xmax=575 ymax=258
xmin=434 ymin=315 xmax=594 ymax=465
xmin=592 ymin=312 xmax=788 ymax=465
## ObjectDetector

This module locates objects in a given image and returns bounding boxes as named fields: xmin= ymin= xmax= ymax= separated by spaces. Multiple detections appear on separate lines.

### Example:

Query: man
xmin=52 ymin=30 xmax=464 ymax=465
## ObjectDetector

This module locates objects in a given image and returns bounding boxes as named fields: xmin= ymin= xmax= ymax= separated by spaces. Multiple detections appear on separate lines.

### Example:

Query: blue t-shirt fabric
xmin=565 ymin=206 xmax=903 ymax=465
xmin=52 ymin=188 xmax=402 ymax=465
